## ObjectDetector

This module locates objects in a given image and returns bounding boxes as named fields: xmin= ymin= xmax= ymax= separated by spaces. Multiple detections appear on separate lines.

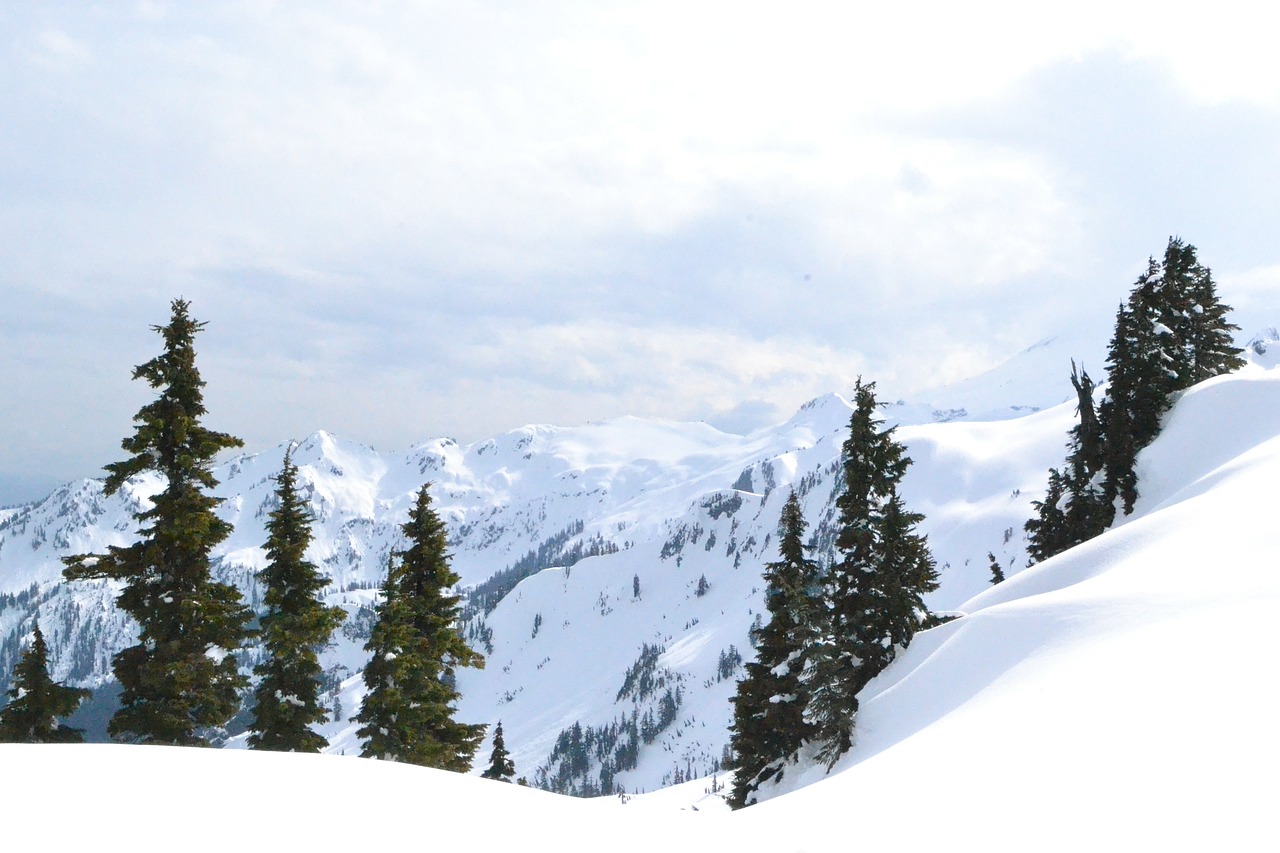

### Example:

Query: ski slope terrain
xmin=4 ymin=351 xmax=1279 ymax=847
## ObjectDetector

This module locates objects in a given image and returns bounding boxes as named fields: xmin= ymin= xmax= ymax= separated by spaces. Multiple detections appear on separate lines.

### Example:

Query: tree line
xmin=727 ymin=378 xmax=939 ymax=808
xmin=725 ymin=236 xmax=1246 ymax=809
xmin=1 ymin=299 xmax=501 ymax=777
xmin=1025 ymin=237 xmax=1244 ymax=561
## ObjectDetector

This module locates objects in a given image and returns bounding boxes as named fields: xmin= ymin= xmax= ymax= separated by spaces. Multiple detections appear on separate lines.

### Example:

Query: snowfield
xmin=4 ymin=358 xmax=1280 ymax=848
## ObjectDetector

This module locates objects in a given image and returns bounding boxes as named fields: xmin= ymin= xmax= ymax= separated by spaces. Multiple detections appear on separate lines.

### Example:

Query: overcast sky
xmin=5 ymin=1 xmax=1280 ymax=505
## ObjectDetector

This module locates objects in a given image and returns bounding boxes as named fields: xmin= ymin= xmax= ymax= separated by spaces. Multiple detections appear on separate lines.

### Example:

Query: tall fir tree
xmin=1025 ymin=466 xmax=1069 ymax=564
xmin=0 ymin=622 xmax=91 ymax=743
xmin=727 ymin=490 xmax=821 ymax=809
xmin=481 ymin=720 xmax=516 ymax=782
xmin=1027 ymin=362 xmax=1111 ymax=565
xmin=1061 ymin=362 xmax=1110 ymax=539
xmin=1160 ymin=237 xmax=1245 ymax=386
xmin=355 ymin=484 xmax=485 ymax=770
xmin=807 ymin=379 xmax=938 ymax=767
xmin=63 ymin=299 xmax=251 ymax=745
xmin=248 ymin=449 xmax=347 ymax=752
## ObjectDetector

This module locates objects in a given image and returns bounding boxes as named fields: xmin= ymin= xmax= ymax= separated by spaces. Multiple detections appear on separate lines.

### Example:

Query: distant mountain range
xmin=0 ymin=331 xmax=1204 ymax=793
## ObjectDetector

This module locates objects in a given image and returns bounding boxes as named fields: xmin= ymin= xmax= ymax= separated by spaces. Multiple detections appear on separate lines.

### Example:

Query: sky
xmin=5 ymin=1 xmax=1280 ymax=505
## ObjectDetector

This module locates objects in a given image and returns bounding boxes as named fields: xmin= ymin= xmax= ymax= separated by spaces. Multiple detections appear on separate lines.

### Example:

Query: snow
xmin=4 ymin=340 xmax=1280 ymax=847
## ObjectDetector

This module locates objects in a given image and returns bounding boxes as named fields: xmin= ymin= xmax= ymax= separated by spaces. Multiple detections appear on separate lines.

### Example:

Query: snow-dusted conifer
xmin=807 ymin=379 xmax=937 ymax=767
xmin=356 ymin=484 xmax=485 ymax=770
xmin=1028 ymin=363 xmax=1110 ymax=565
xmin=727 ymin=490 xmax=820 ymax=809
xmin=248 ymin=449 xmax=347 ymax=752
xmin=0 ymin=622 xmax=90 ymax=743
xmin=63 ymin=299 xmax=250 ymax=745
xmin=987 ymin=552 xmax=1005 ymax=585
xmin=482 ymin=720 xmax=516 ymax=782
xmin=1025 ymin=467 xmax=1069 ymax=564
xmin=1161 ymin=238 xmax=1245 ymax=386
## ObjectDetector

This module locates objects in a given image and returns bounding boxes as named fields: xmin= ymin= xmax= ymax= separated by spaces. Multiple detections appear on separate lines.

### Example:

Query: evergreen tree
xmin=63 ymin=299 xmax=250 ymax=745
xmin=1061 ymin=362 xmax=1110 ymax=539
xmin=727 ymin=491 xmax=821 ymax=809
xmin=1160 ymin=238 xmax=1245 ymax=386
xmin=1032 ymin=237 xmax=1244 ymax=556
xmin=1025 ymin=467 xmax=1069 ymax=564
xmin=807 ymin=380 xmax=937 ymax=766
xmin=248 ymin=449 xmax=347 ymax=752
xmin=987 ymin=552 xmax=1005 ymax=585
xmin=355 ymin=484 xmax=485 ymax=769
xmin=0 ymin=622 xmax=90 ymax=743
xmin=481 ymin=720 xmax=516 ymax=782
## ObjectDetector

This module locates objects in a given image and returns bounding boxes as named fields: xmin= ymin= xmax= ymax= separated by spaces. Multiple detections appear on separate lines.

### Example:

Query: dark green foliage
xmin=1102 ymin=239 xmax=1243 ymax=516
xmin=63 ymin=299 xmax=250 ymax=745
xmin=728 ymin=490 xmax=821 ymax=809
xmin=248 ymin=450 xmax=347 ymax=752
xmin=987 ymin=552 xmax=1005 ymax=585
xmin=482 ymin=720 xmax=516 ymax=782
xmin=1062 ymin=363 xmax=1111 ymax=538
xmin=356 ymin=484 xmax=485 ymax=770
xmin=1160 ymin=238 xmax=1245 ymax=386
xmin=532 ymin=693 xmax=687 ymax=796
xmin=807 ymin=380 xmax=938 ymax=768
xmin=1030 ymin=238 xmax=1244 ymax=560
xmin=1100 ymin=271 xmax=1176 ymax=516
xmin=0 ymin=623 xmax=90 ymax=743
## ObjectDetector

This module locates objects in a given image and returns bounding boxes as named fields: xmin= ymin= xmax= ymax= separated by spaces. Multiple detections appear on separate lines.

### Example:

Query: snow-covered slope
xmin=0 ymin=333 xmax=1249 ymax=796
xmin=5 ymin=360 xmax=1279 ymax=846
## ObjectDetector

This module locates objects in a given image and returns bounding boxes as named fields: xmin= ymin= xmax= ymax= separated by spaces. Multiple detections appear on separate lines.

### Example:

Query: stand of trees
xmin=48 ymin=300 xmax=479 ymax=766
xmin=355 ymin=484 xmax=486 ymax=769
xmin=1027 ymin=238 xmax=1244 ymax=562
xmin=729 ymin=379 xmax=938 ymax=808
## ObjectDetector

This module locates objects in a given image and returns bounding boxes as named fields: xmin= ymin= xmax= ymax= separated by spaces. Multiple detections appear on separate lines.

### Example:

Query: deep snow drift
xmin=4 ymin=359 xmax=1280 ymax=848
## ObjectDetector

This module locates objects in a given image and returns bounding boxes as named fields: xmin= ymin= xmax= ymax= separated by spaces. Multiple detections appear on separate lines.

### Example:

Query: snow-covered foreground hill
xmin=4 ymin=362 xmax=1279 ymax=847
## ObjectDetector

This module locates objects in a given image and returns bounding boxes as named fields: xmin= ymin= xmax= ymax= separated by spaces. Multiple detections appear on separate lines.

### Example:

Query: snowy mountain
xmin=5 ymin=349 xmax=1279 ymax=847
xmin=0 ymin=332 xmax=1221 ymax=796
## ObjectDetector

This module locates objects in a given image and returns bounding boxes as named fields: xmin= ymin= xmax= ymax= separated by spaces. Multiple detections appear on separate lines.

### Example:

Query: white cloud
xmin=5 ymin=1 xmax=1280 ymax=499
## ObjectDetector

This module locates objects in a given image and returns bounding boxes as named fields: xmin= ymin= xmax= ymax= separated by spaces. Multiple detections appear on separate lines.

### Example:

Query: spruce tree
xmin=1025 ymin=466 xmax=1069 ymax=564
xmin=727 ymin=490 xmax=821 ymax=809
xmin=0 ymin=622 xmax=91 ymax=743
xmin=987 ymin=552 xmax=1005 ymax=585
xmin=807 ymin=379 xmax=937 ymax=766
xmin=481 ymin=720 xmax=516 ymax=782
xmin=248 ymin=449 xmax=347 ymax=752
xmin=63 ymin=299 xmax=250 ymax=745
xmin=356 ymin=484 xmax=485 ymax=769
xmin=1160 ymin=238 xmax=1245 ymax=386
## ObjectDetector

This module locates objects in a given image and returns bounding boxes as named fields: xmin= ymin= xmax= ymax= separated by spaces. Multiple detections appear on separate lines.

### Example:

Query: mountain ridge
xmin=0 ymin=332 xmax=1256 ymax=795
